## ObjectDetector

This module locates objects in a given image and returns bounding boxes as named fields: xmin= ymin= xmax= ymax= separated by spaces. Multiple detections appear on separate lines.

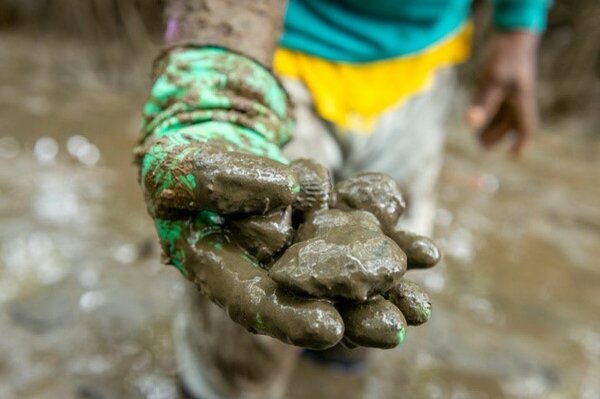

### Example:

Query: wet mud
xmin=229 ymin=206 xmax=294 ymax=264
xmin=269 ymin=225 xmax=407 ymax=301
xmin=164 ymin=0 xmax=287 ymax=66
xmin=387 ymin=229 xmax=441 ymax=269
xmin=295 ymin=209 xmax=381 ymax=242
xmin=386 ymin=279 xmax=432 ymax=326
xmin=335 ymin=172 xmax=406 ymax=231
xmin=338 ymin=296 xmax=407 ymax=349
xmin=184 ymin=232 xmax=344 ymax=350
xmin=146 ymin=144 xmax=299 ymax=216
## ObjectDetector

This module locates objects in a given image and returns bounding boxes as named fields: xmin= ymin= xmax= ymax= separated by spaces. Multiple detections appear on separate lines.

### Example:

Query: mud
xmin=229 ymin=206 xmax=294 ymax=264
xmin=338 ymin=296 xmax=407 ymax=349
xmin=290 ymin=158 xmax=332 ymax=215
xmin=335 ymin=172 xmax=406 ymax=231
xmin=4 ymin=29 xmax=600 ymax=399
xmin=164 ymin=0 xmax=287 ymax=66
xmin=387 ymin=229 xmax=441 ymax=269
xmin=269 ymin=225 xmax=407 ymax=301
xmin=295 ymin=209 xmax=381 ymax=242
xmin=386 ymin=279 xmax=432 ymax=326
xmin=184 ymin=231 xmax=344 ymax=350
xmin=146 ymin=144 xmax=299 ymax=216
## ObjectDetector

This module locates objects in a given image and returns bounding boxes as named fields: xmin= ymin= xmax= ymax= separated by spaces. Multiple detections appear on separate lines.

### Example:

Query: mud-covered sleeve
xmin=140 ymin=46 xmax=294 ymax=150
xmin=493 ymin=0 xmax=552 ymax=33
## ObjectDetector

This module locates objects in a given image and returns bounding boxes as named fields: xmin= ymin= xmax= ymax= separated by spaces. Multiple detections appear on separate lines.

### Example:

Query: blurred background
xmin=0 ymin=1 xmax=598 ymax=398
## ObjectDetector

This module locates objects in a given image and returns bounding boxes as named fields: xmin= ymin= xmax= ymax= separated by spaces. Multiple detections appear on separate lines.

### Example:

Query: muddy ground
xmin=0 ymin=32 xmax=599 ymax=399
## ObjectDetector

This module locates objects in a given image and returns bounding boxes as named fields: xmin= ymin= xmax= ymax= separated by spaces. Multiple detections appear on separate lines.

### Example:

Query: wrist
xmin=142 ymin=46 xmax=294 ymax=149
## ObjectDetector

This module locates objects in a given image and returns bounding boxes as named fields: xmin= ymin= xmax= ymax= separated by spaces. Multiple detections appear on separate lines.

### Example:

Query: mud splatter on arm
xmin=164 ymin=0 xmax=287 ymax=66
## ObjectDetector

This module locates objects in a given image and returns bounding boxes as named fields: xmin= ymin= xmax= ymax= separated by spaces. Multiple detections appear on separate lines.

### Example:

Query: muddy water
xmin=1 ymin=33 xmax=599 ymax=399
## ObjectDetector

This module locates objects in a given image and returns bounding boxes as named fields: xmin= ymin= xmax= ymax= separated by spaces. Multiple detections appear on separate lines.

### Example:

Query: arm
xmin=135 ymin=1 xmax=440 ymax=349
xmin=466 ymin=0 xmax=551 ymax=155
xmin=163 ymin=0 xmax=286 ymax=66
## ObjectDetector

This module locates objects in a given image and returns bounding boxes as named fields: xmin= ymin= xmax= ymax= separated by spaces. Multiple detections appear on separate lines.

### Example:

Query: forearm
xmin=163 ymin=0 xmax=287 ymax=66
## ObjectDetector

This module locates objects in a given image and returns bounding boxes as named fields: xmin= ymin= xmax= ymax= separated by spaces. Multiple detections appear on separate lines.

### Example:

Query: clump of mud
xmin=164 ymin=165 xmax=440 ymax=350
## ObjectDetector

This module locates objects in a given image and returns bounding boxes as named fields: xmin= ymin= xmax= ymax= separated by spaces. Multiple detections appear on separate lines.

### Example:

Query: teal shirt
xmin=281 ymin=0 xmax=550 ymax=63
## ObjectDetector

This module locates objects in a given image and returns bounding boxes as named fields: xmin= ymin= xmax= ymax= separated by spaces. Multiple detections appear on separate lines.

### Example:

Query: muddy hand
xmin=156 ymin=217 xmax=343 ymax=350
xmin=135 ymin=46 xmax=300 ymax=218
xmin=322 ymin=173 xmax=439 ymax=348
xmin=134 ymin=46 xmax=346 ymax=349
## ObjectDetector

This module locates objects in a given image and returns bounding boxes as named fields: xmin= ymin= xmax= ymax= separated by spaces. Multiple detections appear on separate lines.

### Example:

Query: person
xmin=134 ymin=1 xmax=550 ymax=398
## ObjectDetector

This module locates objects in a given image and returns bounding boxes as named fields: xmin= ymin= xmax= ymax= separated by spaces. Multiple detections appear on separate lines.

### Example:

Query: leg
xmin=176 ymin=286 xmax=300 ymax=399
xmin=338 ymin=68 xmax=457 ymax=236
xmin=281 ymin=78 xmax=344 ymax=170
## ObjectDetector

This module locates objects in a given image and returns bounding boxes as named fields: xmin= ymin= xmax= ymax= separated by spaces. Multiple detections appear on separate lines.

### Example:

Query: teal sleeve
xmin=493 ymin=0 xmax=552 ymax=32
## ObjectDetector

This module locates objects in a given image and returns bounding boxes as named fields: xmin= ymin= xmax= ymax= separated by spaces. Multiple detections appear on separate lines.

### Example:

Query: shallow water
xmin=1 ymin=33 xmax=599 ymax=399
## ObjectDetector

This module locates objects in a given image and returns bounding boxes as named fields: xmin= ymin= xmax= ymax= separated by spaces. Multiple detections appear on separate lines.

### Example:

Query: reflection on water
xmin=1 ymin=33 xmax=599 ymax=399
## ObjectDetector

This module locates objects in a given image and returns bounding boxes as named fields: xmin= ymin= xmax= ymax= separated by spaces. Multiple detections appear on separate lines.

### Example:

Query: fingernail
xmin=466 ymin=107 xmax=486 ymax=128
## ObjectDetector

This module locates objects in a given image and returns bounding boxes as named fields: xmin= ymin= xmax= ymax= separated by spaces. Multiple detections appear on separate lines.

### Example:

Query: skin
xmin=466 ymin=31 xmax=540 ymax=156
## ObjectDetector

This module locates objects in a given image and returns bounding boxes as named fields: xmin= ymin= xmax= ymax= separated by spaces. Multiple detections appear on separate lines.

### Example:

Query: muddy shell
xmin=229 ymin=206 xmax=294 ymax=264
xmin=186 ymin=235 xmax=344 ymax=350
xmin=387 ymin=229 xmax=441 ymax=269
xmin=269 ymin=225 xmax=407 ymax=301
xmin=338 ymin=296 xmax=407 ymax=349
xmin=334 ymin=172 xmax=406 ymax=232
xmin=386 ymin=279 xmax=432 ymax=326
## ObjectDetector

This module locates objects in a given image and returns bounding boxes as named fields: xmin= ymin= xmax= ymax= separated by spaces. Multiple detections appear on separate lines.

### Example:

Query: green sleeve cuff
xmin=141 ymin=46 xmax=294 ymax=148
xmin=493 ymin=0 xmax=551 ymax=33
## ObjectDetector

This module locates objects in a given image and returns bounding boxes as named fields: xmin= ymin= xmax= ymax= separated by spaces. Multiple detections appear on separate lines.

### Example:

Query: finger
xmin=510 ymin=89 xmax=538 ymax=156
xmin=479 ymin=105 xmax=514 ymax=150
xmin=467 ymin=81 xmax=506 ymax=129
xmin=338 ymin=296 xmax=407 ymax=349
xmin=184 ymin=231 xmax=344 ymax=350
xmin=269 ymin=225 xmax=406 ymax=301
xmin=334 ymin=172 xmax=406 ymax=232
xmin=142 ymin=139 xmax=299 ymax=217
xmin=229 ymin=206 xmax=294 ymax=265
xmin=386 ymin=228 xmax=441 ymax=269
xmin=386 ymin=279 xmax=432 ymax=326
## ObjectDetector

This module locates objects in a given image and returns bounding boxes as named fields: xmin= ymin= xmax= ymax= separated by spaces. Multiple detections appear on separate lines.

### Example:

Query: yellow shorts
xmin=274 ymin=23 xmax=472 ymax=133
